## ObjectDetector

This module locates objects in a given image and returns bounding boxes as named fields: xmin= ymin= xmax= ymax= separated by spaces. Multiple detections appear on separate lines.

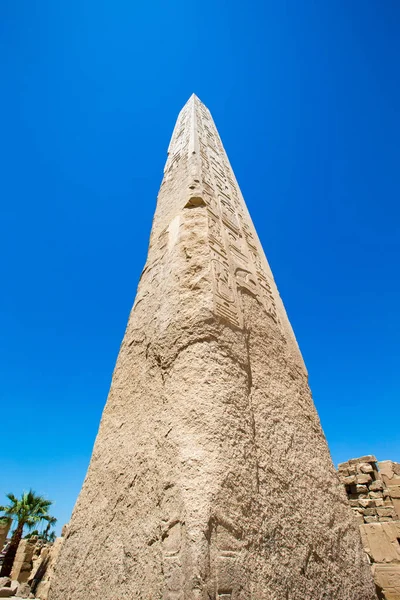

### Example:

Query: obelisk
xmin=50 ymin=95 xmax=376 ymax=599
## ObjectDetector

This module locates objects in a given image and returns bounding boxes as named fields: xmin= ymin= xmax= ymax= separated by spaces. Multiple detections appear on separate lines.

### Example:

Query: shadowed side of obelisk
xmin=49 ymin=95 xmax=376 ymax=599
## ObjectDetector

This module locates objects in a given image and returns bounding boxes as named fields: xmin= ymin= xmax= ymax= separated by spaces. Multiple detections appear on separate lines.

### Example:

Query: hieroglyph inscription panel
xmin=164 ymin=95 xmax=279 ymax=329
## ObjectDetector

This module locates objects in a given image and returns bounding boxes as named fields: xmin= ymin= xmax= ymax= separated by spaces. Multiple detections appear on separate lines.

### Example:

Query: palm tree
xmin=24 ymin=516 xmax=57 ymax=543
xmin=47 ymin=531 xmax=57 ymax=543
xmin=41 ymin=516 xmax=57 ymax=542
xmin=0 ymin=490 xmax=56 ymax=576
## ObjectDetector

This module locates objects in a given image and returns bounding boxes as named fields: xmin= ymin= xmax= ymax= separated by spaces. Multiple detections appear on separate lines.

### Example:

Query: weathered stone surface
xmin=354 ymin=515 xmax=365 ymax=526
xmin=60 ymin=526 xmax=68 ymax=538
xmin=49 ymin=95 xmax=376 ymax=599
xmin=350 ymin=456 xmax=377 ymax=465
xmin=359 ymin=499 xmax=376 ymax=508
xmin=389 ymin=486 xmax=400 ymax=499
xmin=15 ymin=583 xmax=31 ymax=599
xmin=356 ymin=473 xmax=373 ymax=485
xmin=360 ymin=463 xmax=374 ymax=474
xmin=370 ymin=492 xmax=384 ymax=499
xmin=360 ymin=522 xmax=400 ymax=564
xmin=373 ymin=564 xmax=400 ymax=600
xmin=365 ymin=516 xmax=379 ymax=523
xmin=379 ymin=462 xmax=400 ymax=487
xmin=343 ymin=475 xmax=356 ymax=485
xmin=338 ymin=461 xmax=350 ymax=471
xmin=11 ymin=540 xmax=36 ymax=584
xmin=377 ymin=507 xmax=397 ymax=519
xmin=370 ymin=480 xmax=384 ymax=492
xmin=0 ymin=521 xmax=11 ymax=554
xmin=355 ymin=484 xmax=369 ymax=494
xmin=377 ymin=462 xmax=400 ymax=519
xmin=33 ymin=537 xmax=63 ymax=600
xmin=392 ymin=501 xmax=400 ymax=520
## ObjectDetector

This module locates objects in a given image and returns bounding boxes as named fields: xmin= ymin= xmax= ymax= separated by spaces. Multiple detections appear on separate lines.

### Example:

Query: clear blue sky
xmin=1 ymin=1 xmax=399 ymax=534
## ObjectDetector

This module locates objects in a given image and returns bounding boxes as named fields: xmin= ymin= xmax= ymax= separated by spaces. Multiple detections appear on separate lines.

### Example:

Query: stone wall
xmin=338 ymin=456 xmax=398 ymax=525
xmin=1 ymin=534 xmax=63 ymax=599
xmin=10 ymin=537 xmax=37 ymax=583
xmin=339 ymin=457 xmax=400 ymax=600
xmin=32 ymin=536 xmax=64 ymax=600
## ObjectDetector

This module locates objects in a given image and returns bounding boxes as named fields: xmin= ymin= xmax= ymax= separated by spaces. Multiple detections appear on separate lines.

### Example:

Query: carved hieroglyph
xmin=49 ymin=95 xmax=376 ymax=599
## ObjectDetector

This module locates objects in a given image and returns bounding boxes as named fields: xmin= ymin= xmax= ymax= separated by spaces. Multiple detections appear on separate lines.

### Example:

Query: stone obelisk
xmin=50 ymin=95 xmax=376 ymax=599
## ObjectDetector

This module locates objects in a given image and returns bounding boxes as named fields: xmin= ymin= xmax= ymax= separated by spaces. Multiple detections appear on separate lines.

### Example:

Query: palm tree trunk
xmin=0 ymin=521 xmax=24 ymax=577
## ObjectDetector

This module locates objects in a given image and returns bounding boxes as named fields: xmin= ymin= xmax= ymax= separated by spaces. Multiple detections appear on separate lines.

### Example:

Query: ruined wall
xmin=11 ymin=537 xmax=37 ymax=583
xmin=339 ymin=457 xmax=400 ymax=600
xmin=0 ymin=534 xmax=64 ymax=600
xmin=338 ymin=456 xmax=399 ymax=525
xmin=33 ymin=536 xmax=64 ymax=600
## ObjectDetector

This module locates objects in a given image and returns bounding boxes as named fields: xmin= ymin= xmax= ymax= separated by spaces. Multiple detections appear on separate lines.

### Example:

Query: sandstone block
xmin=364 ymin=516 xmax=379 ymax=523
xmin=359 ymin=499 xmax=376 ymax=508
xmin=360 ymin=522 xmax=400 ymax=563
xmin=364 ymin=508 xmax=377 ymax=516
xmin=377 ymin=507 xmax=397 ymax=518
xmin=373 ymin=564 xmax=400 ymax=600
xmin=353 ymin=455 xmax=377 ymax=464
xmin=338 ymin=461 xmax=349 ymax=471
xmin=353 ymin=507 xmax=365 ymax=515
xmin=349 ymin=456 xmax=377 ymax=466
xmin=378 ymin=461 xmax=400 ymax=487
xmin=360 ymin=463 xmax=374 ymax=474
xmin=369 ymin=491 xmax=383 ymax=499
xmin=349 ymin=499 xmax=360 ymax=507
xmin=388 ymin=486 xmax=400 ymax=499
xmin=356 ymin=474 xmax=372 ymax=485
xmin=355 ymin=484 xmax=368 ymax=494
xmin=343 ymin=475 xmax=356 ymax=485
xmin=354 ymin=515 xmax=365 ymax=526
xmin=11 ymin=540 xmax=36 ymax=583
xmin=392 ymin=499 xmax=400 ymax=520
xmin=370 ymin=480 xmax=384 ymax=492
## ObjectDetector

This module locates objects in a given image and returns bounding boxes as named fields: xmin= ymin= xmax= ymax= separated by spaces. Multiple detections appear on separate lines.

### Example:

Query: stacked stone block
xmin=10 ymin=537 xmax=38 ymax=583
xmin=339 ymin=456 xmax=400 ymax=599
xmin=338 ymin=455 xmax=398 ymax=525
xmin=31 ymin=536 xmax=64 ymax=600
